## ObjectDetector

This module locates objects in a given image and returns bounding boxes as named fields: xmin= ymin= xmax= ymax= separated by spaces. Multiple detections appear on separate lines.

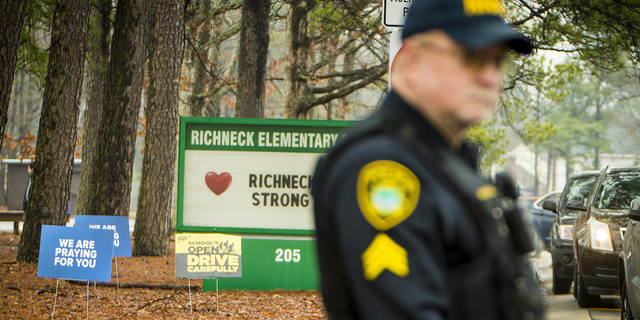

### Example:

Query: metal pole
xmin=52 ymin=279 xmax=59 ymax=320
xmin=189 ymin=278 xmax=193 ymax=316
xmin=86 ymin=281 xmax=89 ymax=320
xmin=116 ymin=257 xmax=119 ymax=292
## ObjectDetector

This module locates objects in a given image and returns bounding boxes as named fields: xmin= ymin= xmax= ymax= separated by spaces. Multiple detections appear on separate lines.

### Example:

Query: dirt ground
xmin=0 ymin=232 xmax=327 ymax=319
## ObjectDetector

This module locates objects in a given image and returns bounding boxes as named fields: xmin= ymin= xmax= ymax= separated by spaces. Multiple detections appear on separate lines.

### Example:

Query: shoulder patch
xmin=357 ymin=160 xmax=420 ymax=231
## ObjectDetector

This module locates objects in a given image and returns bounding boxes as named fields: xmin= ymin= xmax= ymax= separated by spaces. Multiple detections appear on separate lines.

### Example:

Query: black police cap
xmin=402 ymin=0 xmax=532 ymax=54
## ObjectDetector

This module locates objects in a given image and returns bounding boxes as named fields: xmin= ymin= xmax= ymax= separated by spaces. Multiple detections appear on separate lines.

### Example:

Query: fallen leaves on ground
xmin=0 ymin=232 xmax=327 ymax=319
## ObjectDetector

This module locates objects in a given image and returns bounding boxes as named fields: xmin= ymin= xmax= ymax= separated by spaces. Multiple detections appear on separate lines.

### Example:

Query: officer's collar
xmin=382 ymin=91 xmax=480 ymax=170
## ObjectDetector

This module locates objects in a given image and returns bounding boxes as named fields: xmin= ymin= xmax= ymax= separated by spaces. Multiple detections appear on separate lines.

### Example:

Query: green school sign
xmin=177 ymin=117 xmax=355 ymax=236
xmin=177 ymin=117 xmax=355 ymax=290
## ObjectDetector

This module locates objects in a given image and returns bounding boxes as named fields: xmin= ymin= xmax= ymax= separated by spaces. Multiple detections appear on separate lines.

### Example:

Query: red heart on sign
xmin=205 ymin=172 xmax=232 ymax=195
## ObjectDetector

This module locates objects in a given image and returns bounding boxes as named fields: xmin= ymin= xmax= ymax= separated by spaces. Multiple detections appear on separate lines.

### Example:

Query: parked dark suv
xmin=544 ymin=171 xmax=599 ymax=294
xmin=572 ymin=167 xmax=640 ymax=307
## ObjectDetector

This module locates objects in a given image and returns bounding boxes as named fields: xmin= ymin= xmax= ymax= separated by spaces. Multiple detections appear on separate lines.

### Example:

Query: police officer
xmin=312 ymin=0 xmax=544 ymax=319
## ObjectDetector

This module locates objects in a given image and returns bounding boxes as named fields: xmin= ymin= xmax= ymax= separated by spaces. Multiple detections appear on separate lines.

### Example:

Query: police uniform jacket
xmin=312 ymin=91 xmax=542 ymax=320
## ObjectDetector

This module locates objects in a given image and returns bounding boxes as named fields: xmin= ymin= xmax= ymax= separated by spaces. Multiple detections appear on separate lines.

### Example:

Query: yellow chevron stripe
xmin=362 ymin=233 xmax=409 ymax=281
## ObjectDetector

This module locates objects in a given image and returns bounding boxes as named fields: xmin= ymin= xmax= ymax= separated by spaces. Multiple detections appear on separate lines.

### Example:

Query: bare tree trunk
xmin=323 ymin=37 xmax=336 ymax=120
xmin=534 ymin=152 xmax=539 ymax=194
xmin=236 ymin=0 xmax=270 ymax=118
xmin=199 ymin=11 xmax=231 ymax=118
xmin=17 ymin=0 xmax=90 ymax=262
xmin=6 ymin=72 xmax=24 ymax=157
xmin=546 ymin=152 xmax=553 ymax=193
xmin=132 ymin=0 xmax=185 ymax=256
xmin=85 ymin=0 xmax=146 ymax=217
xmin=594 ymin=99 xmax=603 ymax=170
xmin=187 ymin=1 xmax=241 ymax=117
xmin=189 ymin=0 xmax=212 ymax=117
xmin=0 ymin=0 xmax=28 ymax=152
xmin=337 ymin=35 xmax=355 ymax=120
xmin=77 ymin=0 xmax=112 ymax=216
xmin=284 ymin=0 xmax=313 ymax=119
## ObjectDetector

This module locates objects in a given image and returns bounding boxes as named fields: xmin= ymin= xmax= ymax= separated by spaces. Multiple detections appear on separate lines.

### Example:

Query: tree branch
xmin=300 ymin=64 xmax=387 ymax=115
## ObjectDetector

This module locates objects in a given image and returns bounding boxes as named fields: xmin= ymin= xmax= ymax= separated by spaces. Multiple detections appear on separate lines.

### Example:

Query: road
xmin=538 ymin=251 xmax=620 ymax=320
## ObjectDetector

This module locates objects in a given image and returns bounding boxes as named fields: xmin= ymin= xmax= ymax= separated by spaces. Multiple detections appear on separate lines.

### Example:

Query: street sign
xmin=75 ymin=215 xmax=132 ymax=257
xmin=37 ymin=225 xmax=114 ymax=282
xmin=383 ymin=0 xmax=413 ymax=28
xmin=175 ymin=233 xmax=242 ymax=279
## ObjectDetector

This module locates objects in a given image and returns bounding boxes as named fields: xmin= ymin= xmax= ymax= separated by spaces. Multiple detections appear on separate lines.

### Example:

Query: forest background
xmin=1 ymin=0 xmax=640 ymax=259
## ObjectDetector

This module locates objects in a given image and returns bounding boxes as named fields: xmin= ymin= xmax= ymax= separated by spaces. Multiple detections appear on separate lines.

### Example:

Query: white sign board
xmin=383 ymin=0 xmax=412 ymax=27
xmin=182 ymin=150 xmax=318 ymax=230
xmin=177 ymin=118 xmax=355 ymax=236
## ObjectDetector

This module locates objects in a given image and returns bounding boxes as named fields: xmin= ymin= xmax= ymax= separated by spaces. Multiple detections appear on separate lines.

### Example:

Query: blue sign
xmin=38 ymin=225 xmax=114 ymax=282
xmin=75 ymin=215 xmax=132 ymax=257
